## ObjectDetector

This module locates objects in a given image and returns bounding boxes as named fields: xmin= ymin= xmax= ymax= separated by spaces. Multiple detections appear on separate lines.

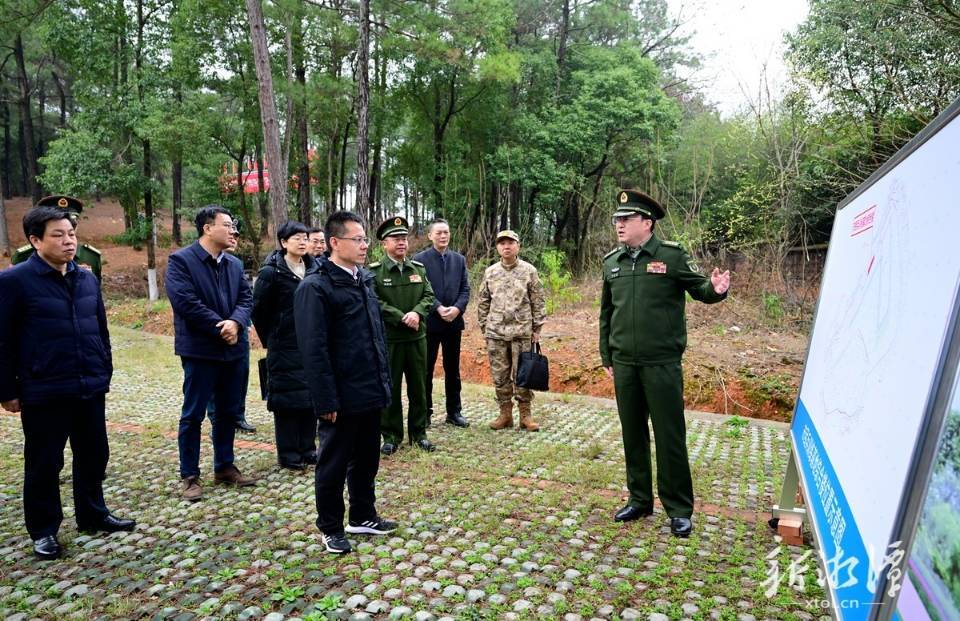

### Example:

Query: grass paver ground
xmin=0 ymin=328 xmax=827 ymax=620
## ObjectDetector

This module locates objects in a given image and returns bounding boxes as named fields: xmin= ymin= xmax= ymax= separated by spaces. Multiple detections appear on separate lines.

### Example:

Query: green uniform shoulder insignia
xmin=84 ymin=243 xmax=101 ymax=255
xmin=602 ymin=247 xmax=622 ymax=260
xmin=661 ymin=240 xmax=681 ymax=248
xmin=368 ymin=261 xmax=381 ymax=268
xmin=16 ymin=244 xmax=31 ymax=253
xmin=410 ymin=260 xmax=424 ymax=267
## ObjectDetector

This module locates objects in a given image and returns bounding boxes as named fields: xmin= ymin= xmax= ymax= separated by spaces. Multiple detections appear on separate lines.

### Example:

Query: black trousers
xmin=315 ymin=409 xmax=381 ymax=535
xmin=273 ymin=408 xmax=317 ymax=466
xmin=426 ymin=330 xmax=463 ymax=418
xmin=21 ymin=394 xmax=110 ymax=539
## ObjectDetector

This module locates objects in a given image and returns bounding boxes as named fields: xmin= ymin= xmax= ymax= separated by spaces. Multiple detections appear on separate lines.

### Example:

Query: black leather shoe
xmin=236 ymin=418 xmax=257 ymax=433
xmin=670 ymin=517 xmax=693 ymax=537
xmin=445 ymin=412 xmax=470 ymax=427
xmin=614 ymin=505 xmax=653 ymax=522
xmin=303 ymin=451 xmax=318 ymax=465
xmin=79 ymin=514 xmax=137 ymax=534
xmin=279 ymin=462 xmax=306 ymax=471
xmin=33 ymin=535 xmax=62 ymax=560
xmin=414 ymin=438 xmax=437 ymax=452
xmin=381 ymin=442 xmax=397 ymax=456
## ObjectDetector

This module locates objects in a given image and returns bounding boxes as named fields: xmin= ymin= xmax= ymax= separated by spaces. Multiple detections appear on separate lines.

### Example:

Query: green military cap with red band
xmin=614 ymin=189 xmax=665 ymax=220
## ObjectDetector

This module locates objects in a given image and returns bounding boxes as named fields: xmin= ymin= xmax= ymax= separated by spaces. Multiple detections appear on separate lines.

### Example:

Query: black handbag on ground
xmin=516 ymin=342 xmax=549 ymax=391
xmin=257 ymin=358 xmax=269 ymax=400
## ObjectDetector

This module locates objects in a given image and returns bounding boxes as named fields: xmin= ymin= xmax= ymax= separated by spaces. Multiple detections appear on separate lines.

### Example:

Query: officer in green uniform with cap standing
xmin=369 ymin=216 xmax=438 ymax=455
xmin=599 ymin=189 xmax=731 ymax=538
xmin=11 ymin=196 xmax=102 ymax=282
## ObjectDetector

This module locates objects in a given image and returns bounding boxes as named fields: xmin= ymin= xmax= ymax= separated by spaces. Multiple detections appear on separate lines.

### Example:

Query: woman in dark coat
xmin=252 ymin=221 xmax=320 ymax=469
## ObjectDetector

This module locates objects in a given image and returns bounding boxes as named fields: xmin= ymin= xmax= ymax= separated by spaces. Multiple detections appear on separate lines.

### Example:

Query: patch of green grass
xmin=270 ymin=583 xmax=305 ymax=603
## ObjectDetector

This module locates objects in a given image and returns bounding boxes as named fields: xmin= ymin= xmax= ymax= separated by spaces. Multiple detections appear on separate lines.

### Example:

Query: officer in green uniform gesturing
xmin=11 ymin=196 xmax=102 ymax=281
xmin=369 ymin=216 xmax=437 ymax=455
xmin=599 ymin=189 xmax=730 ymax=538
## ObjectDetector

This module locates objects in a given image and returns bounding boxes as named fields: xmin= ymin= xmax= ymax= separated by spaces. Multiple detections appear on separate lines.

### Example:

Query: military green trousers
xmin=382 ymin=339 xmax=429 ymax=445
xmin=612 ymin=362 xmax=694 ymax=518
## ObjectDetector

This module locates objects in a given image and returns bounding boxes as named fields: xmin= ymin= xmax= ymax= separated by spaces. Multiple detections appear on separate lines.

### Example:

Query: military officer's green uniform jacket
xmin=11 ymin=244 xmax=102 ymax=282
xmin=369 ymin=257 xmax=436 ymax=445
xmin=599 ymin=235 xmax=726 ymax=518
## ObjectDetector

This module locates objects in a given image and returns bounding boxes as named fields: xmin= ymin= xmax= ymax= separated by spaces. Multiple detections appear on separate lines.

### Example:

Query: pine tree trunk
xmin=354 ymin=0 xmax=371 ymax=215
xmin=172 ymin=158 xmax=182 ymax=245
xmin=245 ymin=0 xmax=288 ymax=240
xmin=1 ymin=102 xmax=11 ymax=200
xmin=0 ymin=175 xmax=9 ymax=256
xmin=339 ymin=119 xmax=350 ymax=213
xmin=14 ymin=34 xmax=41 ymax=203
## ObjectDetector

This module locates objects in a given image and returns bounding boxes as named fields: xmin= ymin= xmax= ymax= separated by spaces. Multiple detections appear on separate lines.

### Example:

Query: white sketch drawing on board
xmin=819 ymin=180 xmax=906 ymax=434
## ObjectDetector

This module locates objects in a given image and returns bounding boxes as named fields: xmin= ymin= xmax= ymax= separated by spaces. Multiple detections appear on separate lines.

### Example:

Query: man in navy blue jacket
xmin=0 ymin=205 xmax=135 ymax=560
xmin=166 ymin=205 xmax=256 ymax=501
xmin=295 ymin=211 xmax=396 ymax=554
xmin=413 ymin=218 xmax=471 ymax=427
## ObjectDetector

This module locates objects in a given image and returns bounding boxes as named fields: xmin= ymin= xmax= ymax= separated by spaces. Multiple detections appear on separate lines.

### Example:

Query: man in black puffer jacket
xmin=252 ymin=221 xmax=321 ymax=470
xmin=0 ymin=206 xmax=135 ymax=560
xmin=294 ymin=211 xmax=395 ymax=554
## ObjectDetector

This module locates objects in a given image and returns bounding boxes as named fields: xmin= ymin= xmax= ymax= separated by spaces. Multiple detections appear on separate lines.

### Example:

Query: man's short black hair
xmin=307 ymin=226 xmax=323 ymax=235
xmin=324 ymin=211 xmax=365 ymax=243
xmin=194 ymin=205 xmax=233 ymax=237
xmin=277 ymin=220 xmax=309 ymax=248
xmin=23 ymin=206 xmax=74 ymax=240
xmin=428 ymin=218 xmax=449 ymax=234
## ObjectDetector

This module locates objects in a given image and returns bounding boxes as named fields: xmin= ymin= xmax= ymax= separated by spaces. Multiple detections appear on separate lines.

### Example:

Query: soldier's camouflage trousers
xmin=485 ymin=338 xmax=534 ymax=405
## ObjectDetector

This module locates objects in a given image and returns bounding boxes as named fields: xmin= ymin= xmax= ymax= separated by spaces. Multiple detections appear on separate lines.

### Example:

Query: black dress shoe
xmin=381 ymin=442 xmax=397 ymax=456
xmin=445 ymin=412 xmax=470 ymax=427
xmin=79 ymin=514 xmax=137 ymax=534
xmin=235 ymin=418 xmax=257 ymax=433
xmin=414 ymin=438 xmax=436 ymax=452
xmin=614 ymin=505 xmax=653 ymax=522
xmin=670 ymin=517 xmax=693 ymax=537
xmin=279 ymin=461 xmax=306 ymax=471
xmin=33 ymin=535 xmax=62 ymax=560
xmin=303 ymin=451 xmax=318 ymax=465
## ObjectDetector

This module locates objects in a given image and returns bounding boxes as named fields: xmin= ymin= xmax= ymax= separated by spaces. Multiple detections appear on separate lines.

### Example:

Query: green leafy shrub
xmin=541 ymin=248 xmax=581 ymax=314
xmin=762 ymin=292 xmax=785 ymax=324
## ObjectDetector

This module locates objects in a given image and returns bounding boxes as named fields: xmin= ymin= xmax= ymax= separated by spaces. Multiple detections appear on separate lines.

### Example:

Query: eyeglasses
xmin=612 ymin=215 xmax=643 ymax=225
xmin=285 ymin=234 xmax=308 ymax=243
xmin=335 ymin=236 xmax=370 ymax=245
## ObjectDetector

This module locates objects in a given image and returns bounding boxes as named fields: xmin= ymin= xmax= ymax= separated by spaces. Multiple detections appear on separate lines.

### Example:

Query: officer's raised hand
xmin=710 ymin=268 xmax=731 ymax=295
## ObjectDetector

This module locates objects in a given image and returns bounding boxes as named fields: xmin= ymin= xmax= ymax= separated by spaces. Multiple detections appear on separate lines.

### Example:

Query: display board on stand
xmin=772 ymin=98 xmax=960 ymax=621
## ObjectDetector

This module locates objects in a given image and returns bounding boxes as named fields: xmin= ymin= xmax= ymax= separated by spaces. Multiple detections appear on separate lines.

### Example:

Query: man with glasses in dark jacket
xmin=294 ymin=211 xmax=396 ymax=554
xmin=0 ymin=204 xmax=135 ymax=560
xmin=166 ymin=205 xmax=256 ymax=501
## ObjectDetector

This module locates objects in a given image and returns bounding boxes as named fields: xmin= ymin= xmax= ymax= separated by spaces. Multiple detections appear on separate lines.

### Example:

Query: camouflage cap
xmin=37 ymin=195 xmax=84 ymax=215
xmin=495 ymin=229 xmax=520 ymax=243
xmin=614 ymin=189 xmax=665 ymax=220
xmin=377 ymin=216 xmax=410 ymax=240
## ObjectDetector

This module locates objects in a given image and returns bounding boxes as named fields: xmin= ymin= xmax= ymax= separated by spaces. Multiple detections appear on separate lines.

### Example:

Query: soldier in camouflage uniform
xmin=11 ymin=196 xmax=102 ymax=281
xmin=477 ymin=230 xmax=547 ymax=431
xmin=368 ymin=216 xmax=438 ymax=454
